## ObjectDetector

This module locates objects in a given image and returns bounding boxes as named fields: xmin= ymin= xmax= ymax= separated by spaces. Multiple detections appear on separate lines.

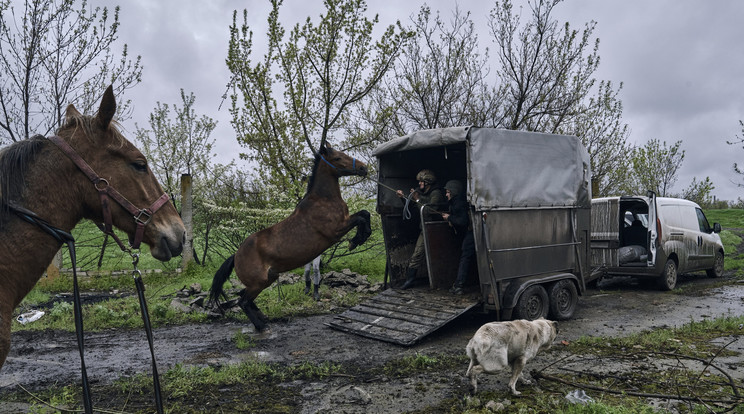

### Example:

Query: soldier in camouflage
xmin=396 ymin=169 xmax=445 ymax=289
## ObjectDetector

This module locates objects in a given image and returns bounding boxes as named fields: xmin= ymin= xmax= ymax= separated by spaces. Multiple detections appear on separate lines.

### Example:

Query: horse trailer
xmin=328 ymin=127 xmax=593 ymax=345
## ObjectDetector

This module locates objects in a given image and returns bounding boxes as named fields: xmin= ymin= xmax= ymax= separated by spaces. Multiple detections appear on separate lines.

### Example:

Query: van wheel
xmin=513 ymin=285 xmax=549 ymax=320
xmin=547 ymin=280 xmax=578 ymax=320
xmin=706 ymin=251 xmax=724 ymax=278
xmin=658 ymin=259 xmax=677 ymax=291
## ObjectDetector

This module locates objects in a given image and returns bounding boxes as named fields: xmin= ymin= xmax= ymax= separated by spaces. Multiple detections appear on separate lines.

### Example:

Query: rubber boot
xmin=401 ymin=268 xmax=418 ymax=290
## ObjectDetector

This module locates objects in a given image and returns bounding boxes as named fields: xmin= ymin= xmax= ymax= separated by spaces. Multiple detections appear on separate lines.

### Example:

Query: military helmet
xmin=416 ymin=169 xmax=437 ymax=185
xmin=444 ymin=180 xmax=463 ymax=198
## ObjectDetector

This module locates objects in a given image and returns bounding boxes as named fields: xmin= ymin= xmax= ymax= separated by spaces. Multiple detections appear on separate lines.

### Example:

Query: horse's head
xmin=57 ymin=86 xmax=185 ymax=261
xmin=318 ymin=145 xmax=367 ymax=177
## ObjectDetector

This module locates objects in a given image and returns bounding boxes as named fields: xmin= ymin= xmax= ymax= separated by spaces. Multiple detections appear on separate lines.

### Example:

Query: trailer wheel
xmin=513 ymin=285 xmax=549 ymax=320
xmin=547 ymin=280 xmax=578 ymax=320
xmin=658 ymin=259 xmax=677 ymax=291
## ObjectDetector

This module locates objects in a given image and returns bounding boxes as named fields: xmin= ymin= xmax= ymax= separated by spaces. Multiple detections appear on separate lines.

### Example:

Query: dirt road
xmin=1 ymin=273 xmax=743 ymax=413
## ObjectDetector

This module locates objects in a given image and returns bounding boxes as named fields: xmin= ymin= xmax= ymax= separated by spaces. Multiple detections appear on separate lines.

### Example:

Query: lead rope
xmin=69 ymin=238 xmax=93 ymax=414
xmin=402 ymin=192 xmax=414 ymax=220
xmin=130 ymin=252 xmax=164 ymax=414
xmin=363 ymin=176 xmax=443 ymax=221
xmin=7 ymin=203 xmax=93 ymax=413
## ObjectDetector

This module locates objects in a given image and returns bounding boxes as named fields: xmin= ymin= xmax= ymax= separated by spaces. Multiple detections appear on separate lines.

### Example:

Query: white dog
xmin=465 ymin=318 xmax=558 ymax=395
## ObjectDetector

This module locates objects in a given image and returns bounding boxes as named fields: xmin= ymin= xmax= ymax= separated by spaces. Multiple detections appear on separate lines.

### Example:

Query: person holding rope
xmin=441 ymin=180 xmax=475 ymax=295
xmin=396 ymin=169 xmax=445 ymax=289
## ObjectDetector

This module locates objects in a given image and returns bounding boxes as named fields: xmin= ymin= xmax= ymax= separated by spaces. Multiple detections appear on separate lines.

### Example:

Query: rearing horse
xmin=209 ymin=144 xmax=372 ymax=331
xmin=0 ymin=86 xmax=186 ymax=370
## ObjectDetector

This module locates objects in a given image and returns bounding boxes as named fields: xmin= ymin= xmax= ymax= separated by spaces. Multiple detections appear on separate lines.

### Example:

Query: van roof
xmin=592 ymin=196 xmax=702 ymax=209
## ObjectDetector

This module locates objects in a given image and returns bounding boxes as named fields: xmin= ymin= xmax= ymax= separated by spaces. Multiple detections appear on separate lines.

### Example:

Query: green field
xmin=14 ymin=208 xmax=744 ymax=332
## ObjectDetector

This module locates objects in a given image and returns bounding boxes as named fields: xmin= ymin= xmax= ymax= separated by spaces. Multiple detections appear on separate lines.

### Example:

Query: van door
xmin=646 ymin=192 xmax=657 ymax=267
xmin=694 ymin=207 xmax=717 ymax=270
xmin=590 ymin=197 xmax=621 ymax=268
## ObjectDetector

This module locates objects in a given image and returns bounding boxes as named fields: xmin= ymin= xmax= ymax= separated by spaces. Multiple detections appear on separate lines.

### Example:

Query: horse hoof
xmin=348 ymin=241 xmax=357 ymax=251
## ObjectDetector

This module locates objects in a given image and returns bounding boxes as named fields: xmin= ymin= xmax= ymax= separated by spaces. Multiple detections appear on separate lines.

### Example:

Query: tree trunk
xmin=181 ymin=173 xmax=194 ymax=268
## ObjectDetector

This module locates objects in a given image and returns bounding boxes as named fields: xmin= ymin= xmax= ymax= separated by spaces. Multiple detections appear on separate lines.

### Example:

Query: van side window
xmin=696 ymin=208 xmax=711 ymax=233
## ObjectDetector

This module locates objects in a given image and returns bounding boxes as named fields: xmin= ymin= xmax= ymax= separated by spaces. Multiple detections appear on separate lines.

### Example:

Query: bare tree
xmin=625 ymin=139 xmax=684 ymax=197
xmin=727 ymin=120 xmax=744 ymax=188
xmin=487 ymin=0 xmax=599 ymax=132
xmin=135 ymin=89 xmax=217 ymax=201
xmin=384 ymin=6 xmax=491 ymax=134
xmin=226 ymin=0 xmax=411 ymax=200
xmin=560 ymin=80 xmax=631 ymax=197
xmin=0 ymin=0 xmax=141 ymax=144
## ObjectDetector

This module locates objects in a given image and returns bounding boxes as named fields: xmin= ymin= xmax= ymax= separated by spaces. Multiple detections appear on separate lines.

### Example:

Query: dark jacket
xmin=447 ymin=194 xmax=470 ymax=235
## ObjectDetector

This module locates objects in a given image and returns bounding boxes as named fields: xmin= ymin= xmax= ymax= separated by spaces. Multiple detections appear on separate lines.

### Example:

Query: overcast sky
xmin=88 ymin=0 xmax=744 ymax=201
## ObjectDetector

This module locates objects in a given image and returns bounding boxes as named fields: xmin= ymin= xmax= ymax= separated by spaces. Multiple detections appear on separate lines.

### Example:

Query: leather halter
xmin=319 ymin=153 xmax=361 ymax=175
xmin=47 ymin=135 xmax=170 ymax=250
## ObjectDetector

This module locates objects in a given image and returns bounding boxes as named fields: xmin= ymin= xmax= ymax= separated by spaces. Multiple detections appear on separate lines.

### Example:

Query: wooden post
xmin=591 ymin=178 xmax=599 ymax=199
xmin=181 ymin=173 xmax=194 ymax=268
xmin=45 ymin=249 xmax=63 ymax=282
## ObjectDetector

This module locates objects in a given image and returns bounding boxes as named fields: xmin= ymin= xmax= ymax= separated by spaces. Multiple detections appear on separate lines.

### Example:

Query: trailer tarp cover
xmin=373 ymin=127 xmax=591 ymax=210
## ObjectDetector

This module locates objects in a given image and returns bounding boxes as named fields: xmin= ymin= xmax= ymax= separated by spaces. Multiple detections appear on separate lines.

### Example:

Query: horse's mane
xmin=63 ymin=109 xmax=126 ymax=147
xmin=0 ymin=135 xmax=47 ymax=226
xmin=0 ymin=135 xmax=47 ymax=202
xmin=305 ymin=153 xmax=322 ymax=195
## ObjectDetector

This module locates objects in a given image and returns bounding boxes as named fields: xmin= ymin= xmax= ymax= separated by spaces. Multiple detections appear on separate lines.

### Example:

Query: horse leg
xmin=348 ymin=209 xmax=372 ymax=250
xmin=238 ymin=294 xmax=267 ymax=331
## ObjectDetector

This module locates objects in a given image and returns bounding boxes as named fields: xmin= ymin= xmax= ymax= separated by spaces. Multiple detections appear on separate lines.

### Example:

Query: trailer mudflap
xmin=326 ymin=288 xmax=480 ymax=346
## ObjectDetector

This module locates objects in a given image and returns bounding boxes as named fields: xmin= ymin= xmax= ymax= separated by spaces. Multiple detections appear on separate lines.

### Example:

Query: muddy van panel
xmin=370 ymin=127 xmax=592 ymax=323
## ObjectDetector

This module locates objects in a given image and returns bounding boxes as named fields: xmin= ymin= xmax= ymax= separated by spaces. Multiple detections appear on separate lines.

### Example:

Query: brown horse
xmin=209 ymin=144 xmax=371 ymax=331
xmin=0 ymin=86 xmax=186 ymax=370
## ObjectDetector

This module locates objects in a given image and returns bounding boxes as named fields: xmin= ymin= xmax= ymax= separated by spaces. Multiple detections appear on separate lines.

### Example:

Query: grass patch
xmin=570 ymin=314 xmax=744 ymax=357
xmin=705 ymin=209 xmax=744 ymax=229
xmin=705 ymin=209 xmax=744 ymax=275
xmin=379 ymin=352 xmax=466 ymax=378
xmin=233 ymin=331 xmax=256 ymax=350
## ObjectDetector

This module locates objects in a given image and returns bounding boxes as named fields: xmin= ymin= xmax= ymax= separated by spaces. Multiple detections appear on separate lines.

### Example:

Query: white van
xmin=590 ymin=193 xmax=724 ymax=290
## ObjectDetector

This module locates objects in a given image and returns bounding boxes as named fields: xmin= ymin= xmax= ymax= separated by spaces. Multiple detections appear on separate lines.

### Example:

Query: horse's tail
xmin=208 ymin=254 xmax=235 ymax=309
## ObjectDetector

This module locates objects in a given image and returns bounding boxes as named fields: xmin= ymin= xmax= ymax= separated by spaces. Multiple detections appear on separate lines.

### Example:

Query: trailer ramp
xmin=327 ymin=288 xmax=480 ymax=346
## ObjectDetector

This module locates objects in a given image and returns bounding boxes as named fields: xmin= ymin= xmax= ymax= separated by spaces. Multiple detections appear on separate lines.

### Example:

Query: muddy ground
xmin=1 ymin=273 xmax=744 ymax=413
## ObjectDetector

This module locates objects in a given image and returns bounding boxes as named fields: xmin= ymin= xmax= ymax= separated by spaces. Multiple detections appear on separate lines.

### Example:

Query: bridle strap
xmin=319 ymin=154 xmax=359 ymax=175
xmin=47 ymin=135 xmax=170 ymax=250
